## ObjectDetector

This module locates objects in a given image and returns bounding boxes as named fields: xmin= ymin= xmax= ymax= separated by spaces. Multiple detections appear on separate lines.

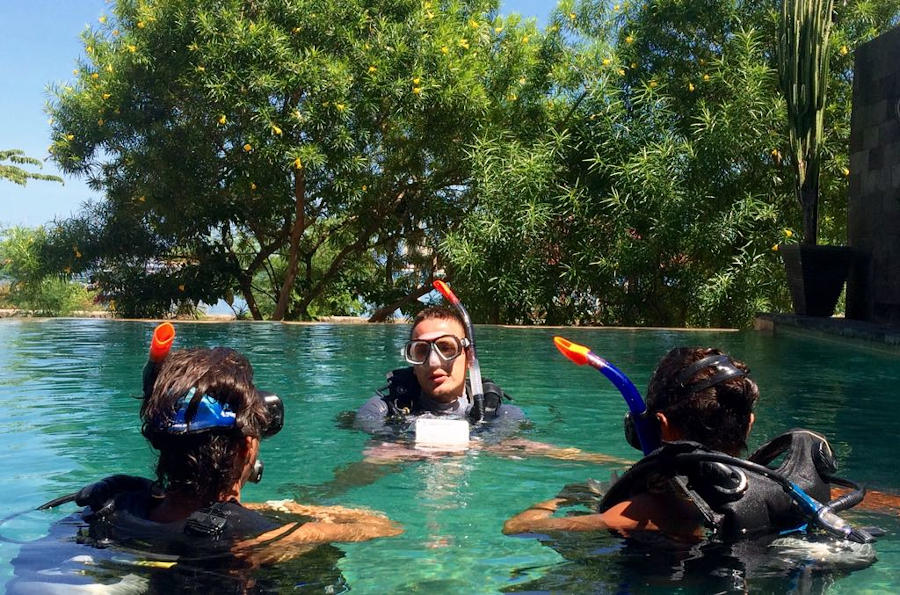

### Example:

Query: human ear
xmin=656 ymin=412 xmax=682 ymax=442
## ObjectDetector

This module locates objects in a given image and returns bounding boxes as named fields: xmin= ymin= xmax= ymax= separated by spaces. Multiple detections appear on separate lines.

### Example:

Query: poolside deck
xmin=755 ymin=313 xmax=900 ymax=350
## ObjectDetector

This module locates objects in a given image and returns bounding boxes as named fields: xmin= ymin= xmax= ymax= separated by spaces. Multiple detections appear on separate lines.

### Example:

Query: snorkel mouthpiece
xmin=143 ymin=322 xmax=176 ymax=400
xmin=433 ymin=280 xmax=485 ymax=423
xmin=554 ymin=336 xmax=660 ymax=455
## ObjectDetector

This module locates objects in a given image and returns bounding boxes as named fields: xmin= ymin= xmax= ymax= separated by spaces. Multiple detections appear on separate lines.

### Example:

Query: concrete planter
xmin=781 ymin=245 xmax=854 ymax=317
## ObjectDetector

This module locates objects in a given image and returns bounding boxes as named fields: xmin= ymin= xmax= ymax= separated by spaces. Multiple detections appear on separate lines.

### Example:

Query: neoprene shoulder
xmin=598 ymin=429 xmax=836 ymax=541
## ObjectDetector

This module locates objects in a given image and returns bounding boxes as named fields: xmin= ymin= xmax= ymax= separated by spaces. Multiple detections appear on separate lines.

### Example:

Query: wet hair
xmin=410 ymin=305 xmax=466 ymax=339
xmin=645 ymin=347 xmax=759 ymax=456
xmin=140 ymin=347 xmax=268 ymax=503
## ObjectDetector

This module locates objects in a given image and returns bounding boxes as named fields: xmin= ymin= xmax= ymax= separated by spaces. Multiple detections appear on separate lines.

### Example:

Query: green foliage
xmin=0 ymin=149 xmax=63 ymax=186
xmin=48 ymin=0 xmax=538 ymax=320
xmin=0 ymin=226 xmax=93 ymax=316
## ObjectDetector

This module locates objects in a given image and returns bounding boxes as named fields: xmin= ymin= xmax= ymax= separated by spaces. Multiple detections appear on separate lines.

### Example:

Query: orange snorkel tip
xmin=433 ymin=280 xmax=460 ymax=305
xmin=553 ymin=336 xmax=592 ymax=366
xmin=149 ymin=322 xmax=175 ymax=362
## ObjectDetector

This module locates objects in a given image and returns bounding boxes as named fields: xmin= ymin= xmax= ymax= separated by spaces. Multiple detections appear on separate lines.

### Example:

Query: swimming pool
xmin=1 ymin=319 xmax=898 ymax=592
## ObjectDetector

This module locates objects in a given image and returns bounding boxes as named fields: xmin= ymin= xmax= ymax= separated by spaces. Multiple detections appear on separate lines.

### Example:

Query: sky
xmin=0 ymin=0 xmax=555 ymax=229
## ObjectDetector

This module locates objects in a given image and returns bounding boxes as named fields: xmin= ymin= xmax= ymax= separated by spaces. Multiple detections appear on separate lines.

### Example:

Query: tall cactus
xmin=777 ymin=0 xmax=834 ymax=246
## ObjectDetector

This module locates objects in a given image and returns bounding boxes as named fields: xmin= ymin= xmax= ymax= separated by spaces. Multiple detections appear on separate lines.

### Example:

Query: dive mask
xmin=155 ymin=388 xmax=284 ymax=438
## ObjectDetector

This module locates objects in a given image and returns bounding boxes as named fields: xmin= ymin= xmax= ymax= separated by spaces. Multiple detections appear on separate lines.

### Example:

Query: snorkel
xmin=553 ymin=336 xmax=660 ymax=455
xmin=433 ymin=280 xmax=485 ymax=423
xmin=142 ymin=322 xmax=175 ymax=400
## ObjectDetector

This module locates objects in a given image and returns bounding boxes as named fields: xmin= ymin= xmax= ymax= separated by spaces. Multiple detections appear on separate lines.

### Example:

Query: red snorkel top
xmin=148 ymin=322 xmax=175 ymax=362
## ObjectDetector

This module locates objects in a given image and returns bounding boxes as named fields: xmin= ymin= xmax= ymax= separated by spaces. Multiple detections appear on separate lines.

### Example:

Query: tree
xmin=0 ymin=149 xmax=63 ymax=186
xmin=48 ymin=0 xmax=536 ymax=320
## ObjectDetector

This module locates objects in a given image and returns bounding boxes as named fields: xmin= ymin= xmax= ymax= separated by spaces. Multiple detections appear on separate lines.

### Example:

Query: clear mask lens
xmin=403 ymin=335 xmax=468 ymax=365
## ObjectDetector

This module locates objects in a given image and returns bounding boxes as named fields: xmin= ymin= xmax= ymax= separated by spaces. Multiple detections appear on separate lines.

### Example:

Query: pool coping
xmin=754 ymin=313 xmax=900 ymax=351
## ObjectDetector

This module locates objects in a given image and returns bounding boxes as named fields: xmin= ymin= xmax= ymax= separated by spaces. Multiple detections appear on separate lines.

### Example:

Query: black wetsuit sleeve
xmin=476 ymin=404 xmax=527 ymax=444
xmin=354 ymin=395 xmax=390 ymax=434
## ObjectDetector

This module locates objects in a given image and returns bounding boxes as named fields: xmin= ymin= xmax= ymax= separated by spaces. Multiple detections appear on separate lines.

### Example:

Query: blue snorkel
xmin=433 ymin=280 xmax=485 ymax=423
xmin=553 ymin=337 xmax=659 ymax=455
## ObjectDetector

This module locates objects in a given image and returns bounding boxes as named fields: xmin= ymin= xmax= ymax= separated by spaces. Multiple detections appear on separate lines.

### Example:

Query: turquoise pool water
xmin=1 ymin=319 xmax=899 ymax=592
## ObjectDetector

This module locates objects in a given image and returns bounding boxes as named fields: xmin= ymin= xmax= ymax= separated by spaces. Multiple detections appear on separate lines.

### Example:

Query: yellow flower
xmin=293 ymin=157 xmax=303 ymax=169
xmin=64 ymin=266 xmax=72 ymax=274
xmin=196 ymin=65 xmax=205 ymax=72
xmin=507 ymin=93 xmax=517 ymax=101
xmin=630 ymin=62 xmax=637 ymax=68
xmin=362 ymin=184 xmax=367 ymax=191
xmin=625 ymin=35 xmax=633 ymax=44
xmin=335 ymin=103 xmax=345 ymax=112
xmin=137 ymin=20 xmax=145 ymax=28
xmin=271 ymin=124 xmax=283 ymax=135
xmin=469 ymin=18 xmax=479 ymax=29
xmin=73 ymin=69 xmax=78 ymax=75
xmin=412 ymin=86 xmax=422 ymax=95
xmin=127 ymin=44 xmax=137 ymax=53
xmin=243 ymin=143 xmax=252 ymax=152
xmin=440 ymin=46 xmax=449 ymax=54
xmin=494 ymin=26 xmax=503 ymax=34
xmin=784 ymin=229 xmax=793 ymax=238
xmin=602 ymin=58 xmax=611 ymax=66
xmin=617 ymin=68 xmax=625 ymax=76
xmin=842 ymin=167 xmax=850 ymax=176
xmin=98 ymin=118 xmax=105 ymax=125
xmin=413 ymin=77 xmax=421 ymax=85
xmin=771 ymin=244 xmax=779 ymax=252
xmin=649 ymin=80 xmax=657 ymax=88
xmin=522 ymin=35 xmax=529 ymax=44
xmin=458 ymin=38 xmax=469 ymax=49
xmin=250 ymin=182 xmax=257 ymax=190
xmin=699 ymin=58 xmax=706 ymax=65
xmin=614 ymin=4 xmax=621 ymax=10
xmin=292 ymin=27 xmax=301 ymax=33
xmin=771 ymin=148 xmax=780 ymax=157
xmin=840 ymin=45 xmax=848 ymax=55
xmin=519 ymin=76 xmax=526 ymax=85
xmin=688 ymin=82 xmax=695 ymax=92
xmin=102 ymin=92 xmax=111 ymax=99
xmin=113 ymin=29 xmax=119 ymax=37
xmin=99 ymin=15 xmax=107 ymax=24
xmin=138 ymin=196 xmax=146 ymax=202
xmin=91 ymin=72 xmax=100 ymax=80
xmin=368 ymin=65 xmax=377 ymax=73
xmin=703 ymin=74 xmax=710 ymax=81
xmin=178 ymin=284 xmax=185 ymax=292
xmin=106 ymin=64 xmax=113 ymax=73
xmin=86 ymin=46 xmax=94 ymax=54
xmin=65 ymin=134 xmax=75 ymax=141
xmin=568 ymin=12 xmax=576 ymax=20
xmin=218 ymin=114 xmax=227 ymax=125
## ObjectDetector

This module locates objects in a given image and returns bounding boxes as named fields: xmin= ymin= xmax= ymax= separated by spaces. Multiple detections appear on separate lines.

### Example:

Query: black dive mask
xmin=258 ymin=391 xmax=284 ymax=439
xmin=623 ymin=354 xmax=746 ymax=451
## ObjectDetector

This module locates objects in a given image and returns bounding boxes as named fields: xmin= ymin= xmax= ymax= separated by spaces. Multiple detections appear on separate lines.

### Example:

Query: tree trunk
xmin=237 ymin=274 xmax=263 ymax=320
xmin=368 ymin=281 xmax=434 ymax=322
xmin=272 ymin=168 xmax=306 ymax=320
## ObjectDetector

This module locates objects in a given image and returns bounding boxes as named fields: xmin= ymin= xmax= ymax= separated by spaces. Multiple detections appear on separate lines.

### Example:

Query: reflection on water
xmin=2 ymin=320 xmax=899 ymax=592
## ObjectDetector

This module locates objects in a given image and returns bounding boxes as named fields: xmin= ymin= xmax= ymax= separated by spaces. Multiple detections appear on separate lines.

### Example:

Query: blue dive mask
xmin=155 ymin=388 xmax=284 ymax=438
xmin=159 ymin=388 xmax=237 ymax=434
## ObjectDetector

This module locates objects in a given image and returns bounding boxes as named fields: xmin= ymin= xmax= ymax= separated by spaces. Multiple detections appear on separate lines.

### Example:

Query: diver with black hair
xmin=504 ymin=346 xmax=880 ymax=545
xmin=10 ymin=326 xmax=401 ymax=593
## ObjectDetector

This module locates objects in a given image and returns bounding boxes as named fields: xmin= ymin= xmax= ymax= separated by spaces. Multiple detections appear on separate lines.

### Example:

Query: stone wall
xmin=847 ymin=26 xmax=900 ymax=324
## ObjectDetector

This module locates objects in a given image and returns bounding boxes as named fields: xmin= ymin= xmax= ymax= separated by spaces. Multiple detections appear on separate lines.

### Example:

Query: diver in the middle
xmin=355 ymin=305 xmax=526 ymax=438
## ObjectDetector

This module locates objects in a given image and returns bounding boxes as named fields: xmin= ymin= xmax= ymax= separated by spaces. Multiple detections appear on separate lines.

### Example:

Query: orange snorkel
xmin=433 ymin=280 xmax=485 ymax=422
xmin=142 ymin=322 xmax=175 ymax=399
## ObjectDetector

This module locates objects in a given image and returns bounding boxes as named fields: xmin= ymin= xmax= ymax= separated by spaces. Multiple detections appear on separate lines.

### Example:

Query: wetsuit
xmin=598 ymin=429 xmax=838 ymax=542
xmin=355 ymin=367 xmax=526 ymax=441
xmin=8 ymin=477 xmax=346 ymax=594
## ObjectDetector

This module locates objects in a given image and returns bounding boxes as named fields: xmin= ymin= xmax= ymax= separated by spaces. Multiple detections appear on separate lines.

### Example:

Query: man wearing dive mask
xmin=33 ymin=346 xmax=401 ymax=585
xmin=355 ymin=305 xmax=525 ymax=436
xmin=503 ymin=347 xmax=872 ymax=544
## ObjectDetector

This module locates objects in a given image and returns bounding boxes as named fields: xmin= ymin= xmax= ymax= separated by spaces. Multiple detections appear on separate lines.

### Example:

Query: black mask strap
xmin=677 ymin=355 xmax=746 ymax=394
